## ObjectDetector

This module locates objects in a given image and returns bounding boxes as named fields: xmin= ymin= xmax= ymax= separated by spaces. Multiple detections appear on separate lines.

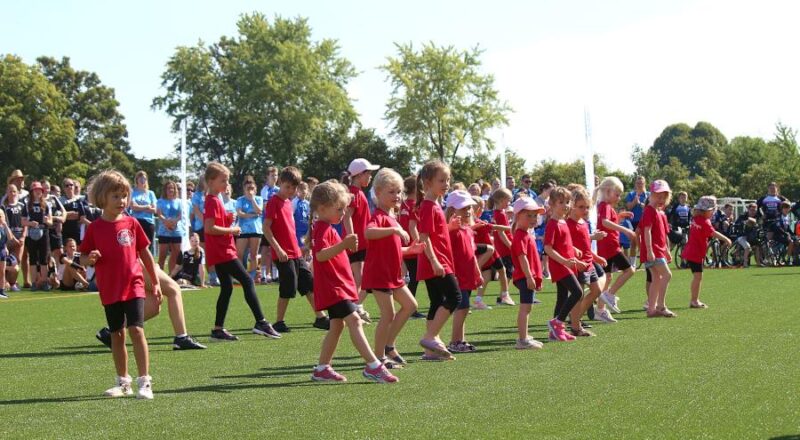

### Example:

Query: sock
xmin=175 ymin=333 xmax=187 ymax=339
xmin=367 ymin=360 xmax=382 ymax=369
xmin=315 ymin=364 xmax=329 ymax=372
xmin=500 ymin=291 xmax=509 ymax=297
xmin=475 ymin=295 xmax=483 ymax=303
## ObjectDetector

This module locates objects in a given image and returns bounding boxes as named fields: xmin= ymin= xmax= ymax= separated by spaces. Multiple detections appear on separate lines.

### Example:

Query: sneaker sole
xmin=173 ymin=344 xmax=207 ymax=350
xmin=362 ymin=372 xmax=398 ymax=384
xmin=311 ymin=375 xmax=347 ymax=383
xmin=209 ymin=337 xmax=239 ymax=342
xmin=252 ymin=329 xmax=282 ymax=339
xmin=599 ymin=294 xmax=621 ymax=313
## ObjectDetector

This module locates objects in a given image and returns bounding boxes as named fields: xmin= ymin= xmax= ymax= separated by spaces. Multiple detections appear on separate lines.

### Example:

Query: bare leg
xmin=110 ymin=329 xmax=128 ymax=377
xmin=373 ymin=292 xmax=395 ymax=357
xmin=318 ymin=318 xmax=344 ymax=365
xmin=128 ymin=326 xmax=150 ymax=377
xmin=344 ymin=313 xmax=380 ymax=364
xmin=517 ymin=303 xmax=531 ymax=340
xmin=450 ymin=308 xmax=468 ymax=343
xmin=387 ymin=287 xmax=416 ymax=348
xmin=276 ymin=297 xmax=290 ymax=322
xmin=690 ymin=272 xmax=702 ymax=303
xmin=305 ymin=293 xmax=325 ymax=318
xmin=158 ymin=243 xmax=168 ymax=269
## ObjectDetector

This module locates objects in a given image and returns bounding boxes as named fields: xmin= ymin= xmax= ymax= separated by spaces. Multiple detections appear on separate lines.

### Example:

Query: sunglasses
xmin=64 ymin=183 xmax=74 ymax=187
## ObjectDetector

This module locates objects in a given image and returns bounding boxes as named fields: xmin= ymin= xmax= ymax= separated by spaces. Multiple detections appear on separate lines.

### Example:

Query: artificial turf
xmin=1 ymin=267 xmax=798 ymax=439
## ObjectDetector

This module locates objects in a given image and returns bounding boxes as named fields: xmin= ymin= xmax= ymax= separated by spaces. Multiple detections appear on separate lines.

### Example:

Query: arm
xmin=712 ymin=230 xmax=732 ymax=246
xmin=408 ymin=219 xmax=419 ymax=243
xmin=419 ymin=232 xmax=444 ymax=276
xmin=544 ymin=244 xmax=584 ymax=270
xmin=498 ymin=230 xmax=512 ymax=248
xmin=517 ymin=254 xmax=536 ymax=289
xmin=316 ymin=234 xmax=357 ymax=262
xmin=138 ymin=248 xmax=162 ymax=302
xmin=263 ymin=218 xmax=287 ymax=261
xmin=625 ymin=194 xmax=638 ymax=211
xmin=365 ymin=226 xmax=402 ymax=240
xmin=491 ymin=224 xmax=512 ymax=232
xmin=643 ymin=226 xmax=655 ymax=261
xmin=343 ymin=207 xmax=355 ymax=236
xmin=203 ymin=217 xmax=238 ymax=236
xmin=602 ymin=219 xmax=636 ymax=239
xmin=169 ymin=263 xmax=183 ymax=278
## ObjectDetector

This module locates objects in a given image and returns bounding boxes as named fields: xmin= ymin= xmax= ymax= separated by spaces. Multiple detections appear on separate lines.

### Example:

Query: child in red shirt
xmin=489 ymin=188 xmax=514 ymax=305
xmin=640 ymin=180 xmax=675 ymax=318
xmin=681 ymin=196 xmax=731 ymax=309
xmin=445 ymin=191 xmax=483 ymax=353
xmin=363 ymin=169 xmax=424 ymax=367
xmin=510 ymin=197 xmax=545 ymax=350
xmin=544 ymin=187 xmax=588 ymax=342
xmin=399 ymin=175 xmax=425 ymax=319
xmin=567 ymin=186 xmax=608 ymax=337
xmin=343 ymin=158 xmax=380 ymax=323
xmin=310 ymin=181 xmax=398 ymax=383
xmin=80 ymin=170 xmax=161 ymax=400
xmin=416 ymin=161 xmax=461 ymax=361
xmin=472 ymin=197 xmax=502 ymax=310
xmin=594 ymin=176 xmax=637 ymax=322
xmin=263 ymin=166 xmax=327 ymax=333
xmin=204 ymin=162 xmax=280 ymax=342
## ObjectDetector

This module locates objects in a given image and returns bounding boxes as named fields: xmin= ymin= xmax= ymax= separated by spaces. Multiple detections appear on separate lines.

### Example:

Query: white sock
xmin=315 ymin=364 xmax=329 ymax=372
xmin=367 ymin=360 xmax=381 ymax=369
xmin=500 ymin=291 xmax=509 ymax=297
xmin=175 ymin=333 xmax=187 ymax=339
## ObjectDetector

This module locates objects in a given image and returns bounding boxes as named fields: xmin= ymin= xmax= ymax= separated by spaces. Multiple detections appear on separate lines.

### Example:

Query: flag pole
xmin=499 ymin=134 xmax=507 ymax=187
xmin=180 ymin=119 xmax=190 ymax=252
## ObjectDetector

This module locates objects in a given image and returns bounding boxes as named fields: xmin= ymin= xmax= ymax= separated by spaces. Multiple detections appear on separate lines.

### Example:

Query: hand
xmin=724 ymin=237 xmax=732 ymax=247
xmin=666 ymin=254 xmax=672 ymax=263
xmin=597 ymin=256 xmax=607 ymax=267
xmin=647 ymin=252 xmax=656 ymax=263
xmin=625 ymin=230 xmax=637 ymax=241
xmin=276 ymin=248 xmax=289 ymax=263
xmin=87 ymin=250 xmax=102 ymax=265
xmin=396 ymin=227 xmax=410 ymax=244
xmin=151 ymin=284 xmax=163 ymax=305
xmin=590 ymin=230 xmax=607 ymax=241
xmin=574 ymin=260 xmax=589 ymax=272
xmin=28 ymin=221 xmax=39 ymax=228
xmin=526 ymin=277 xmax=536 ymax=290
xmin=574 ymin=248 xmax=583 ymax=258
xmin=619 ymin=211 xmax=634 ymax=219
xmin=231 ymin=226 xmax=241 ymax=236
xmin=408 ymin=242 xmax=426 ymax=254
xmin=448 ymin=216 xmax=461 ymax=231
xmin=343 ymin=234 xmax=358 ymax=252
xmin=432 ymin=260 xmax=445 ymax=277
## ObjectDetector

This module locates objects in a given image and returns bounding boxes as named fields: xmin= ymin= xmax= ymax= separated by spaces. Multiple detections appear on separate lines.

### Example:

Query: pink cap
xmin=347 ymin=158 xmax=380 ymax=176
xmin=650 ymin=179 xmax=671 ymax=193
xmin=512 ymin=197 xmax=545 ymax=215
xmin=29 ymin=181 xmax=44 ymax=192
xmin=445 ymin=190 xmax=476 ymax=210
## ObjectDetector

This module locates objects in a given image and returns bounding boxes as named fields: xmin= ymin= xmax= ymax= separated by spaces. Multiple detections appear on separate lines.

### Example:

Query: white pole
xmin=180 ymin=119 xmax=190 ymax=252
xmin=499 ymin=134 xmax=507 ymax=187
xmin=584 ymin=108 xmax=598 ymax=252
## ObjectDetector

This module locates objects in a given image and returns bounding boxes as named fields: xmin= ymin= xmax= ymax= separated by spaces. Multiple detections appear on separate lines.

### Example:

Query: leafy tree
xmin=651 ymin=122 xmax=726 ymax=175
xmin=382 ymin=43 xmax=511 ymax=164
xmin=450 ymin=148 xmax=527 ymax=186
xmin=0 ymin=54 xmax=78 ymax=183
xmin=153 ymin=13 xmax=358 ymax=187
xmin=529 ymin=155 xmax=628 ymax=190
xmin=301 ymin=128 xmax=414 ymax=182
xmin=37 ymin=56 xmax=136 ymax=178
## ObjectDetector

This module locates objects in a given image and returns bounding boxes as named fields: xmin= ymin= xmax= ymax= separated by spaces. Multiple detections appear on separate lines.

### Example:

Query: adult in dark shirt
xmin=733 ymin=203 xmax=759 ymax=267
xmin=756 ymin=182 xmax=787 ymax=224
xmin=42 ymin=180 xmax=67 ymax=263
xmin=668 ymin=192 xmax=692 ymax=244
xmin=60 ymin=178 xmax=86 ymax=245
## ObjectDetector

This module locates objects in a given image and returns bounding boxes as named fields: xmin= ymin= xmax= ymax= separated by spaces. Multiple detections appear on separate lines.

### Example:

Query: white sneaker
xmin=136 ymin=375 xmax=154 ymax=400
xmin=473 ymin=300 xmax=492 ymax=310
xmin=642 ymin=301 xmax=649 ymax=311
xmin=357 ymin=306 xmax=372 ymax=324
xmin=104 ymin=375 xmax=133 ymax=398
xmin=595 ymin=308 xmax=617 ymax=323
xmin=75 ymin=282 xmax=86 ymax=290
xmin=497 ymin=294 xmax=516 ymax=306
xmin=515 ymin=336 xmax=544 ymax=350
xmin=599 ymin=291 xmax=621 ymax=313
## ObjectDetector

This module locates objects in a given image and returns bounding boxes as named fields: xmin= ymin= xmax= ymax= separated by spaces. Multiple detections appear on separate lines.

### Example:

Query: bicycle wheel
xmin=728 ymin=243 xmax=744 ymax=266
xmin=704 ymin=242 xmax=717 ymax=268
xmin=674 ymin=244 xmax=686 ymax=269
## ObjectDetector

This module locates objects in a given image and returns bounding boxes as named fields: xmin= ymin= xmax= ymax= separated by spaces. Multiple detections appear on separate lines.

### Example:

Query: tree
xmin=37 ymin=56 xmax=136 ymax=178
xmin=152 ymin=13 xmax=358 ymax=187
xmin=382 ymin=43 xmax=511 ymax=164
xmin=451 ymin=148 xmax=527 ymax=186
xmin=530 ymin=155 xmax=628 ymax=190
xmin=650 ymin=122 xmax=726 ymax=175
xmin=0 ymin=54 xmax=78 ymax=183
xmin=301 ymin=128 xmax=414 ymax=181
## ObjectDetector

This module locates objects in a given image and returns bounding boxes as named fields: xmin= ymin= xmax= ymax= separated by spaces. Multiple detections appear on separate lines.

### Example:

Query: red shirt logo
xmin=117 ymin=229 xmax=134 ymax=246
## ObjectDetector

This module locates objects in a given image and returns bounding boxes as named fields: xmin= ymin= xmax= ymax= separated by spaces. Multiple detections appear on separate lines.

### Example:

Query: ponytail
xmin=415 ymin=174 xmax=425 ymax=206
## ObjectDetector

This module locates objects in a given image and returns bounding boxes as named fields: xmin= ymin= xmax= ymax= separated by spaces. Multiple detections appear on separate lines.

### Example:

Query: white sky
xmin=3 ymin=0 xmax=798 ymax=173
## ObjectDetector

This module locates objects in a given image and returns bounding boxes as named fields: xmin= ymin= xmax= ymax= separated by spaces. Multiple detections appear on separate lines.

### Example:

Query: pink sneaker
xmin=311 ymin=366 xmax=347 ymax=382
xmin=363 ymin=365 xmax=399 ymax=383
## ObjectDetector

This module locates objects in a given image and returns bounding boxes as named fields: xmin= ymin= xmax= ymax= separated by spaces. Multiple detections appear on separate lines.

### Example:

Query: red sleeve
xmin=597 ymin=203 xmax=610 ymax=223
xmin=544 ymin=221 xmax=557 ymax=246
xmin=704 ymin=219 xmax=715 ymax=237
xmin=265 ymin=198 xmax=278 ymax=222
xmin=640 ymin=206 xmax=654 ymax=229
xmin=79 ymin=223 xmax=95 ymax=254
xmin=366 ymin=213 xmax=379 ymax=229
xmin=512 ymin=235 xmax=527 ymax=257
xmin=204 ymin=197 xmax=220 ymax=222
xmin=132 ymin=217 xmax=150 ymax=251
xmin=417 ymin=202 xmax=434 ymax=235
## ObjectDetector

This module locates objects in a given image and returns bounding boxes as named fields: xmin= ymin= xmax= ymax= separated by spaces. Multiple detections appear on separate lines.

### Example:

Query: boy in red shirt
xmin=681 ymin=196 xmax=731 ymax=309
xmin=80 ymin=170 xmax=161 ymax=400
xmin=264 ymin=166 xmax=328 ymax=333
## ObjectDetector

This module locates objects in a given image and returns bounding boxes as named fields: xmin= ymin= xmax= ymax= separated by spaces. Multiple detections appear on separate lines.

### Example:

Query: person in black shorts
xmin=170 ymin=233 xmax=206 ymax=287
xmin=22 ymin=182 xmax=53 ymax=290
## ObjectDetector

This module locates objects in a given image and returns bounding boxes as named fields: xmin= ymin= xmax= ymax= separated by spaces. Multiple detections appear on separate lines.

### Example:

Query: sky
xmin=3 ymin=0 xmax=799 ymax=173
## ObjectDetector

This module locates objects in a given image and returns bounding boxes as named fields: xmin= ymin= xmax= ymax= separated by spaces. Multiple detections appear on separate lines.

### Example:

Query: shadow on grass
xmin=0 ymin=395 xmax=107 ymax=406
xmin=769 ymin=436 xmax=800 ymax=440
xmin=0 ymin=349 xmax=109 ymax=359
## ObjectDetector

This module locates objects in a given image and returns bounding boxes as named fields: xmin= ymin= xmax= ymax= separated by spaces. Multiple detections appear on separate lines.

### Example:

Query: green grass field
xmin=1 ymin=267 xmax=798 ymax=439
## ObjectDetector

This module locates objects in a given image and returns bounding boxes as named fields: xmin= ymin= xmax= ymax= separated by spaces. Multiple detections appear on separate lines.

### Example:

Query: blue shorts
xmin=644 ymin=258 xmax=668 ymax=269
xmin=513 ymin=279 xmax=536 ymax=304
xmin=457 ymin=290 xmax=471 ymax=310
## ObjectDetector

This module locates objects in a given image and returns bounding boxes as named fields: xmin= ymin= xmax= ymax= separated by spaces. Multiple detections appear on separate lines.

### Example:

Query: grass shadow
xmin=0 ymin=395 xmax=107 ymax=406
xmin=0 ymin=349 xmax=109 ymax=359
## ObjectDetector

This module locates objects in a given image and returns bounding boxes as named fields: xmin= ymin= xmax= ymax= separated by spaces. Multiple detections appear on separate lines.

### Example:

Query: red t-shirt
xmin=639 ymin=205 xmax=670 ymax=263
xmin=474 ymin=220 xmax=498 ymax=270
xmin=566 ymin=217 xmax=594 ymax=267
xmin=596 ymin=201 xmax=621 ymax=259
xmin=449 ymin=227 xmax=481 ymax=290
xmin=511 ymin=228 xmax=542 ymax=287
xmin=544 ymin=218 xmax=577 ymax=282
xmin=265 ymin=195 xmax=301 ymax=260
xmin=416 ymin=199 xmax=454 ymax=281
xmin=362 ymin=209 xmax=405 ymax=290
xmin=682 ymin=215 xmax=715 ymax=263
xmin=203 ymin=195 xmax=238 ymax=266
xmin=80 ymin=216 xmax=149 ymax=306
xmin=348 ymin=185 xmax=369 ymax=252
xmin=492 ymin=209 xmax=512 ymax=257
xmin=398 ymin=199 xmax=417 ymax=237
xmin=312 ymin=221 xmax=359 ymax=311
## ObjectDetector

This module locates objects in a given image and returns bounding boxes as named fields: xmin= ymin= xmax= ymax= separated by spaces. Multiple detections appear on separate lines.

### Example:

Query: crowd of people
xmin=1 ymin=160 xmax=796 ymax=399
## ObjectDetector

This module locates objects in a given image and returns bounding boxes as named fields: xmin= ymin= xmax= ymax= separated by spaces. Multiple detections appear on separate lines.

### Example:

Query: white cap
xmin=445 ymin=190 xmax=476 ymax=210
xmin=512 ymin=197 xmax=545 ymax=215
xmin=348 ymin=158 xmax=380 ymax=176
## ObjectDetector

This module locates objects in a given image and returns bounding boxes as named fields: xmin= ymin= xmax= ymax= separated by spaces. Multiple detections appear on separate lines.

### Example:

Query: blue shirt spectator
xmin=190 ymin=190 xmax=205 ymax=232
xmin=294 ymin=198 xmax=310 ymax=248
xmin=236 ymin=195 xmax=263 ymax=235
xmin=130 ymin=187 xmax=157 ymax=224
xmin=157 ymin=198 xmax=183 ymax=237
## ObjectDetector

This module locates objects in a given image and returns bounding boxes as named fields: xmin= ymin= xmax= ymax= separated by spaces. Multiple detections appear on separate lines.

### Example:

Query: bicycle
xmin=670 ymin=227 xmax=688 ymax=269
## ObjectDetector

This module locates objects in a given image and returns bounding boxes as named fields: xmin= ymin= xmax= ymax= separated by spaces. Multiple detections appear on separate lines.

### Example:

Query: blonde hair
xmin=416 ymin=160 xmax=450 ymax=205
xmin=372 ymin=168 xmax=403 ymax=195
xmin=549 ymin=186 xmax=572 ymax=206
xmin=451 ymin=182 xmax=466 ymax=192
xmin=135 ymin=170 xmax=149 ymax=190
xmin=306 ymin=180 xmax=351 ymax=248
xmin=594 ymin=176 xmax=624 ymax=204
xmin=571 ymin=185 xmax=592 ymax=205
xmin=87 ymin=170 xmax=131 ymax=209
xmin=488 ymin=188 xmax=512 ymax=210
xmin=204 ymin=162 xmax=230 ymax=184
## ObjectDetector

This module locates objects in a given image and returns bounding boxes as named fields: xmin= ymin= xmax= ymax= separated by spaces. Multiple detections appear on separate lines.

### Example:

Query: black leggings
xmin=404 ymin=258 xmax=418 ymax=296
xmin=25 ymin=236 xmax=50 ymax=267
xmin=214 ymin=258 xmax=265 ymax=327
xmin=137 ymin=219 xmax=155 ymax=250
xmin=424 ymin=273 xmax=461 ymax=320
xmin=553 ymin=274 xmax=583 ymax=322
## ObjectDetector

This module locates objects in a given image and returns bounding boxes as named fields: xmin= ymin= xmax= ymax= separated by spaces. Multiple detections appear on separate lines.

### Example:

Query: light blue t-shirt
xmin=157 ymin=198 xmax=183 ymax=237
xmin=130 ymin=188 xmax=157 ymax=224
xmin=625 ymin=191 xmax=650 ymax=222
xmin=190 ymin=191 xmax=205 ymax=231
xmin=236 ymin=195 xmax=263 ymax=235
xmin=223 ymin=197 xmax=237 ymax=225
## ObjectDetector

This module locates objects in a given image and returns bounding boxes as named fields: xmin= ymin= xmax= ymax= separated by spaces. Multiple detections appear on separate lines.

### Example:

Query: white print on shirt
xmin=117 ymin=229 xmax=134 ymax=246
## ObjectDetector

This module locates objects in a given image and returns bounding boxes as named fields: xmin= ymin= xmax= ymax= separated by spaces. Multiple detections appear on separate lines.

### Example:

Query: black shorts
xmin=104 ymin=297 xmax=145 ymax=332
xmin=646 ymin=267 xmax=652 ymax=283
xmin=157 ymin=236 xmax=182 ymax=245
xmin=49 ymin=233 xmax=63 ymax=251
xmin=59 ymin=281 xmax=75 ymax=291
xmin=500 ymin=255 xmax=514 ymax=278
xmin=687 ymin=261 xmax=703 ymax=273
xmin=604 ymin=252 xmax=632 ymax=273
xmin=276 ymin=258 xmax=314 ymax=298
xmin=348 ymin=249 xmax=366 ymax=263
xmin=475 ymin=244 xmax=489 ymax=256
xmin=193 ymin=228 xmax=205 ymax=243
xmin=327 ymin=299 xmax=358 ymax=320
xmin=578 ymin=262 xmax=606 ymax=285
xmin=173 ymin=271 xmax=196 ymax=283
xmin=238 ymin=233 xmax=262 ymax=239
xmin=259 ymin=235 xmax=270 ymax=248
xmin=367 ymin=288 xmax=393 ymax=294
xmin=488 ymin=257 xmax=504 ymax=271
xmin=513 ymin=278 xmax=536 ymax=304
xmin=457 ymin=290 xmax=471 ymax=310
